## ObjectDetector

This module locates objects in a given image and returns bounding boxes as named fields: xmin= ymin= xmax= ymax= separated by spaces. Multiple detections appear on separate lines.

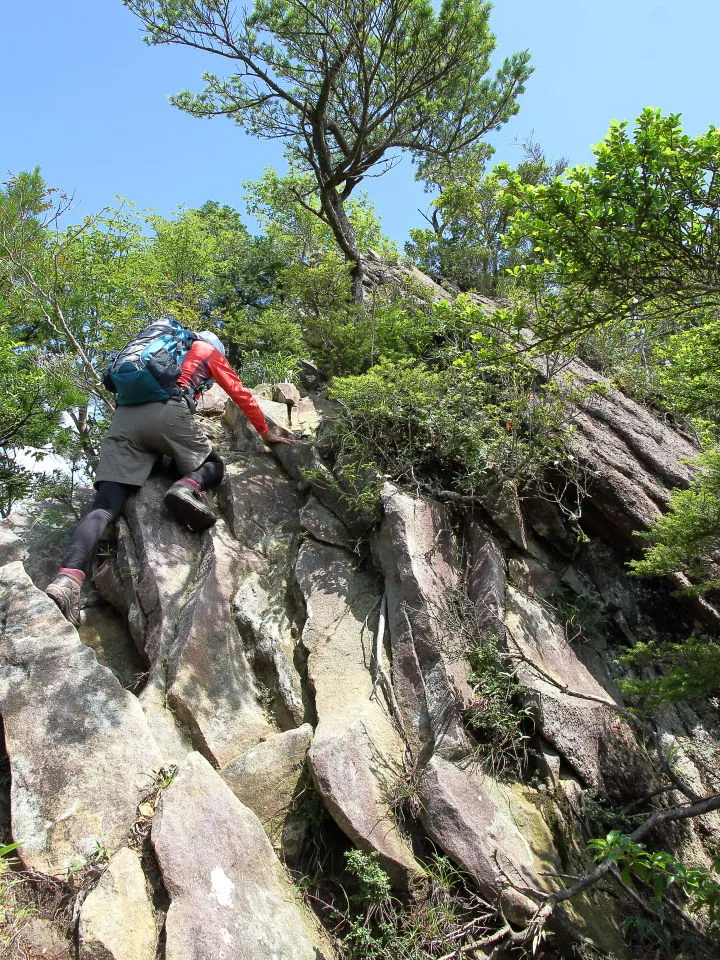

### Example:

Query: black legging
xmin=61 ymin=480 xmax=135 ymax=573
xmin=186 ymin=447 xmax=225 ymax=488
xmin=62 ymin=449 xmax=226 ymax=572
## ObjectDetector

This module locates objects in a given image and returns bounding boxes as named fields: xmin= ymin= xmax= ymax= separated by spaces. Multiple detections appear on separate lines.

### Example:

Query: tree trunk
xmin=320 ymin=187 xmax=365 ymax=304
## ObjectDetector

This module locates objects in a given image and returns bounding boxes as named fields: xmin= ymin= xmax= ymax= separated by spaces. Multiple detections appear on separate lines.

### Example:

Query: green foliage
xmin=545 ymin=587 xmax=607 ymax=645
xmin=631 ymin=448 xmax=720 ymax=591
xmin=464 ymin=633 xmax=532 ymax=778
xmin=503 ymin=109 xmax=720 ymax=351
xmin=408 ymin=140 xmax=566 ymax=296
xmin=589 ymin=831 xmax=720 ymax=935
xmin=345 ymin=850 xmax=393 ymax=905
xmin=617 ymin=636 xmax=720 ymax=710
xmin=321 ymin=852 xmax=496 ymax=960
xmin=0 ymin=842 xmax=35 ymax=947
xmin=580 ymin=788 xmax=642 ymax=838
xmin=329 ymin=320 xmax=581 ymax=499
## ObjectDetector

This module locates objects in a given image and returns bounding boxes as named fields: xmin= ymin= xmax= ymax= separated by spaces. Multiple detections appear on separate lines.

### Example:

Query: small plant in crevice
xmin=579 ymin=788 xmax=643 ymax=840
xmin=463 ymin=635 xmax=533 ymax=779
xmin=0 ymin=842 xmax=34 ymax=945
xmin=311 ymin=849 xmax=498 ymax=960
xmin=129 ymin=766 xmax=178 ymax=850
xmin=385 ymin=766 xmax=424 ymax=829
xmin=545 ymin=586 xmax=607 ymax=646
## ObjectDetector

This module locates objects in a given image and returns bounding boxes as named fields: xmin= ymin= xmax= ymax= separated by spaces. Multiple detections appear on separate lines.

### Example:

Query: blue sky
xmin=3 ymin=1 xmax=719 ymax=245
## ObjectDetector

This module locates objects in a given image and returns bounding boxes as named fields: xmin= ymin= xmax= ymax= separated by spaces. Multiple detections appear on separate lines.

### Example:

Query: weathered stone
xmin=482 ymin=482 xmax=533 ymax=553
xmin=273 ymin=381 xmax=301 ymax=407
xmin=504 ymin=587 xmax=651 ymax=795
xmin=219 ymin=456 xmax=306 ymax=727
xmin=106 ymin=475 xmax=275 ymax=766
xmin=296 ymin=540 xmax=422 ymax=887
xmin=374 ymin=485 xmax=470 ymax=759
xmin=16 ymin=917 xmax=70 ymax=960
xmin=0 ymin=525 xmax=26 ymax=566
xmin=299 ymin=496 xmax=354 ymax=550
xmin=523 ymin=494 xmax=581 ymax=558
xmin=507 ymin=557 xmax=562 ymax=598
xmin=78 ymin=605 xmax=146 ymax=690
xmin=194 ymin=383 xmax=227 ymax=417
xmin=79 ymin=847 xmax=157 ymax=960
xmin=152 ymin=752 xmax=336 ymax=960
xmin=465 ymin=520 xmax=506 ymax=639
xmin=138 ymin=678 xmax=194 ymax=767
xmin=117 ymin=476 xmax=205 ymax=664
xmin=0 ymin=563 xmax=161 ymax=875
xmin=226 ymin=394 xmax=318 ymax=447
xmin=221 ymin=724 xmax=312 ymax=851
xmin=419 ymin=755 xmax=557 ymax=920
xmin=535 ymin=358 xmax=697 ymax=546
xmin=165 ymin=520 xmax=275 ymax=766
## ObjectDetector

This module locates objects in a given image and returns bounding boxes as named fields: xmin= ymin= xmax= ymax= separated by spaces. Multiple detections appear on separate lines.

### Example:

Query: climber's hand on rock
xmin=263 ymin=426 xmax=295 ymax=446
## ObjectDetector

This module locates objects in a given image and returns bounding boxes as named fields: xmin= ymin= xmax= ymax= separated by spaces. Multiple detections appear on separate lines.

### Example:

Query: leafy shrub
xmin=329 ymin=352 xmax=578 ymax=502
xmin=589 ymin=831 xmax=720 ymax=937
xmin=345 ymin=850 xmax=392 ymax=904
xmin=318 ymin=852 xmax=496 ymax=960
xmin=464 ymin=635 xmax=533 ymax=778
xmin=617 ymin=635 xmax=720 ymax=710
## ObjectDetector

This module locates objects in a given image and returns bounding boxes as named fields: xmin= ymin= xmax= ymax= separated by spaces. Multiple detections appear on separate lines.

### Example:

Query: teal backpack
xmin=103 ymin=319 xmax=197 ymax=406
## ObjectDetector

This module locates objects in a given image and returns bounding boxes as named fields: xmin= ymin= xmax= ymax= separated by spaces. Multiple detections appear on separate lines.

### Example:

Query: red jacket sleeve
xmin=208 ymin=350 xmax=269 ymax=435
xmin=179 ymin=341 xmax=269 ymax=435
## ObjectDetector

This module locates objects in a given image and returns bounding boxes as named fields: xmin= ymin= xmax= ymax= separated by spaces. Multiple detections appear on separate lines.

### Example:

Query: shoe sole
xmin=164 ymin=487 xmax=217 ymax=531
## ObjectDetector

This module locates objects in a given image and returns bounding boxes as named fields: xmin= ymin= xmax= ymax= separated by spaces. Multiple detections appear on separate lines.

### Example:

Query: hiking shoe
xmin=45 ymin=573 xmax=82 ymax=628
xmin=164 ymin=480 xmax=217 ymax=531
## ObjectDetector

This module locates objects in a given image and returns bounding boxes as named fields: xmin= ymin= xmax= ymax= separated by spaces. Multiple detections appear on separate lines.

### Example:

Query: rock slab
xmin=79 ymin=847 xmax=157 ymax=960
xmin=152 ymin=752 xmax=335 ymax=960
xmin=0 ymin=563 xmax=161 ymax=875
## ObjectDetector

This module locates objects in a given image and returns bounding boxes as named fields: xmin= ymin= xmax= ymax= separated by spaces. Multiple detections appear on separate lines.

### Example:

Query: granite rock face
xmin=374 ymin=485 xmax=470 ymax=760
xmin=0 ymin=285 xmax=718 ymax=959
xmin=296 ymin=539 xmax=421 ymax=887
xmin=152 ymin=752 xmax=335 ymax=960
xmin=78 ymin=847 xmax=157 ymax=960
xmin=0 ymin=562 xmax=161 ymax=875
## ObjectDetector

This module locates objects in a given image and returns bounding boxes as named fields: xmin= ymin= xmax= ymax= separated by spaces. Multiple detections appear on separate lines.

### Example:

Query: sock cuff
xmin=59 ymin=567 xmax=86 ymax=583
xmin=181 ymin=478 xmax=202 ymax=492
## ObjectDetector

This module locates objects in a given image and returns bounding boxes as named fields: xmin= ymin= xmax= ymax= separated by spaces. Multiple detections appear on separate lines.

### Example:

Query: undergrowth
xmin=464 ymin=635 xmax=533 ymax=779
xmin=311 ymin=850 xmax=498 ymax=960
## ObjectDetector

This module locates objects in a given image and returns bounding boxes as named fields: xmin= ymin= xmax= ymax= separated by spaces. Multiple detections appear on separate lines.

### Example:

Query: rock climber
xmin=45 ymin=330 xmax=293 ymax=627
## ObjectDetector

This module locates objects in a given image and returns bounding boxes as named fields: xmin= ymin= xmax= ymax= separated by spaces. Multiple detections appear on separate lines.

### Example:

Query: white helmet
xmin=198 ymin=330 xmax=226 ymax=356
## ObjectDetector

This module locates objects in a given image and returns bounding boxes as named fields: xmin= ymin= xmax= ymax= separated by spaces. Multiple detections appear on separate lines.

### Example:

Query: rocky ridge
xmin=0 ymin=273 xmax=719 ymax=957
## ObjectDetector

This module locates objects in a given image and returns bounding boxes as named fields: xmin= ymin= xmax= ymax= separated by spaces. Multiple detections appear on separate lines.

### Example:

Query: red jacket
xmin=178 ymin=340 xmax=269 ymax=435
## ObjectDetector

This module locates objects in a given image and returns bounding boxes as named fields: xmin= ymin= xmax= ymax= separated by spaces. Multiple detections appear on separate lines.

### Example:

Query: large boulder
xmin=539 ymin=358 xmax=697 ymax=546
xmin=504 ymin=587 xmax=651 ymax=797
xmin=221 ymin=724 xmax=313 ymax=857
xmin=419 ymin=755 xmax=558 ymax=920
xmin=78 ymin=847 xmax=157 ymax=960
xmin=163 ymin=519 xmax=275 ymax=766
xmin=0 ymin=562 xmax=161 ymax=875
xmin=218 ymin=453 xmax=306 ymax=727
xmin=374 ymin=485 xmax=470 ymax=760
xmin=152 ymin=752 xmax=336 ymax=960
xmin=295 ymin=540 xmax=421 ymax=887
xmin=104 ymin=476 xmax=275 ymax=768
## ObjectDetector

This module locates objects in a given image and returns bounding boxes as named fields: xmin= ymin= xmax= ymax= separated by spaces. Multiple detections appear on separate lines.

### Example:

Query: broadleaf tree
xmin=122 ymin=0 xmax=532 ymax=301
